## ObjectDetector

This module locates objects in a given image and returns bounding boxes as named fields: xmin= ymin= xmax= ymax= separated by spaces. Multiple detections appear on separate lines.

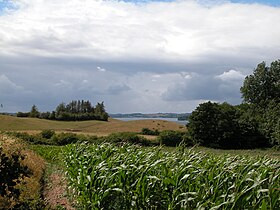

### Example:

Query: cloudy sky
xmin=0 ymin=0 xmax=279 ymax=113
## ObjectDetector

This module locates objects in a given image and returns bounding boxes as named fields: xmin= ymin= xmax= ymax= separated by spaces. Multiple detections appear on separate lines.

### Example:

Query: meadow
xmin=0 ymin=115 xmax=184 ymax=135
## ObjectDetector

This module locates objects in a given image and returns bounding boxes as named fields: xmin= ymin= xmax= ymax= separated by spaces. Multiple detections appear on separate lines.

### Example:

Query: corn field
xmin=64 ymin=143 xmax=280 ymax=209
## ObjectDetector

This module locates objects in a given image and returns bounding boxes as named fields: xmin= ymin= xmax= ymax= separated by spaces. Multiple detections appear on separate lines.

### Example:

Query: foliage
xmin=141 ymin=128 xmax=160 ymax=136
xmin=158 ymin=130 xmax=188 ymax=147
xmin=240 ymin=60 xmax=280 ymax=107
xmin=240 ymin=60 xmax=280 ymax=146
xmin=64 ymin=143 xmax=280 ymax=209
xmin=8 ymin=131 xmax=100 ymax=146
xmin=29 ymin=105 xmax=40 ymax=118
xmin=10 ymin=132 xmax=53 ymax=145
xmin=188 ymin=102 xmax=268 ymax=149
xmin=0 ymin=147 xmax=31 ymax=208
xmin=40 ymin=129 xmax=55 ymax=139
xmin=102 ymin=132 xmax=152 ymax=146
xmin=261 ymin=100 xmax=280 ymax=146
xmin=16 ymin=112 xmax=29 ymax=117
xmin=51 ymin=133 xmax=80 ymax=146
xmin=17 ymin=100 xmax=109 ymax=122
xmin=54 ymin=100 xmax=109 ymax=121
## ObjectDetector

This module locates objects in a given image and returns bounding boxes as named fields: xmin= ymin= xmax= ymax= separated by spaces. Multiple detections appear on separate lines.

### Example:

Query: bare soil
xmin=44 ymin=172 xmax=76 ymax=210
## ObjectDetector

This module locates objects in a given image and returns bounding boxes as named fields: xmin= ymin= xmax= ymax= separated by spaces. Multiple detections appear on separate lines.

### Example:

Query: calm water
xmin=114 ymin=117 xmax=188 ymax=125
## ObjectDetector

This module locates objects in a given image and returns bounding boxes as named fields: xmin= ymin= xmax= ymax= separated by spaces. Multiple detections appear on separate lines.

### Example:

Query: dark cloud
xmin=162 ymin=70 xmax=245 ymax=104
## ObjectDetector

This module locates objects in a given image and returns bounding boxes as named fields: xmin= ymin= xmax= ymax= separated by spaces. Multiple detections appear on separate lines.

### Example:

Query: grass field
xmin=0 ymin=115 xmax=185 ymax=135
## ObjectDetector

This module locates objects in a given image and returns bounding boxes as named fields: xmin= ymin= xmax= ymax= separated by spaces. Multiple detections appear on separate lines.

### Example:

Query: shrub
xmin=141 ymin=128 xmax=160 ymax=136
xmin=16 ymin=112 xmax=29 ymax=117
xmin=0 ymin=147 xmax=31 ymax=209
xmin=158 ymin=130 xmax=185 ymax=147
xmin=51 ymin=133 xmax=80 ymax=146
xmin=9 ymin=132 xmax=53 ymax=145
xmin=40 ymin=129 xmax=55 ymax=139
xmin=102 ymin=132 xmax=151 ymax=146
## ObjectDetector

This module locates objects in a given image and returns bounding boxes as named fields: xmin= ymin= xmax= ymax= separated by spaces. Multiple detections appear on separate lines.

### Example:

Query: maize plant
xmin=64 ymin=143 xmax=280 ymax=209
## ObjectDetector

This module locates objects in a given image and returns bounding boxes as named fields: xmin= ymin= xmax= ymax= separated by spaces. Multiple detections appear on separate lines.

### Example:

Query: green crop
xmin=64 ymin=143 xmax=280 ymax=209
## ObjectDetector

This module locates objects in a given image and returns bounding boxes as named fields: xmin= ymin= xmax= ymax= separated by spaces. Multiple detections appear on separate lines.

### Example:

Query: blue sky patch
xmin=123 ymin=0 xmax=280 ymax=6
xmin=0 ymin=0 xmax=17 ymax=15
xmin=231 ymin=0 xmax=280 ymax=6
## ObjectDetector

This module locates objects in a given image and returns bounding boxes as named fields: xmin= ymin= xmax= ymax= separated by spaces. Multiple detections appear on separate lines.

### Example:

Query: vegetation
xmin=0 ymin=115 xmax=183 ymax=134
xmin=141 ymin=127 xmax=160 ymax=136
xmin=101 ymin=132 xmax=152 ymax=146
xmin=0 ymin=135 xmax=45 ymax=209
xmin=188 ymin=102 xmax=267 ymax=149
xmin=8 ymin=130 xmax=99 ymax=146
xmin=189 ymin=59 xmax=280 ymax=149
xmin=17 ymin=100 xmax=109 ymax=121
xmin=7 ymin=130 xmax=155 ymax=146
xmin=64 ymin=143 xmax=280 ymax=209
xmin=240 ymin=60 xmax=280 ymax=146
xmin=158 ymin=130 xmax=192 ymax=147
xmin=0 ymin=147 xmax=31 ymax=208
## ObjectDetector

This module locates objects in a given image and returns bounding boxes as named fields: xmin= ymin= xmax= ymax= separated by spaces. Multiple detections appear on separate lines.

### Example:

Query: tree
xmin=29 ymin=105 xmax=40 ymax=118
xmin=240 ymin=60 xmax=280 ymax=147
xmin=188 ymin=102 xmax=267 ymax=149
xmin=240 ymin=60 xmax=280 ymax=107
xmin=95 ymin=102 xmax=108 ymax=121
xmin=189 ymin=102 xmax=238 ymax=148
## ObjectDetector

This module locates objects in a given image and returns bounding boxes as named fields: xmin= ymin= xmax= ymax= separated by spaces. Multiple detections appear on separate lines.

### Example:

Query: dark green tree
xmin=188 ymin=102 xmax=267 ymax=149
xmin=240 ymin=60 xmax=280 ymax=107
xmin=29 ymin=105 xmax=40 ymax=118
xmin=95 ymin=102 xmax=108 ymax=121
xmin=240 ymin=60 xmax=280 ymax=146
xmin=189 ymin=102 xmax=238 ymax=148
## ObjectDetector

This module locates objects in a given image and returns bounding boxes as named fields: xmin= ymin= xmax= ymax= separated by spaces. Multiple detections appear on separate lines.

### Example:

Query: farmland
xmin=64 ymin=143 xmax=280 ymax=209
xmin=1 ymin=115 xmax=280 ymax=209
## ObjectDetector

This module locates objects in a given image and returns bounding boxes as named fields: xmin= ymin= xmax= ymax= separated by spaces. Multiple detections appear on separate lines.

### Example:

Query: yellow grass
xmin=0 ymin=115 xmax=186 ymax=135
xmin=0 ymin=134 xmax=45 ymax=208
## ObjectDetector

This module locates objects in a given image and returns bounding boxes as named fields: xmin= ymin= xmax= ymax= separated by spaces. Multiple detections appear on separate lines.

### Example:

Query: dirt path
xmin=44 ymin=171 xmax=76 ymax=210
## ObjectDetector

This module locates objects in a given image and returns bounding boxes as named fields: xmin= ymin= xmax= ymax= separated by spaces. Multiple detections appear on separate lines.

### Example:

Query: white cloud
xmin=0 ymin=0 xmax=279 ymax=62
xmin=216 ymin=69 xmax=246 ymax=81
xmin=0 ymin=0 xmax=279 ymax=112
xmin=97 ymin=66 xmax=106 ymax=72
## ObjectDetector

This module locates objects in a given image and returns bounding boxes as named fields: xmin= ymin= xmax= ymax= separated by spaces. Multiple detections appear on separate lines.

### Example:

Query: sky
xmin=0 ymin=0 xmax=280 ymax=114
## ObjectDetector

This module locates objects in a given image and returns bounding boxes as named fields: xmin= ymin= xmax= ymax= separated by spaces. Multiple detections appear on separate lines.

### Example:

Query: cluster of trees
xmin=188 ymin=60 xmax=280 ymax=149
xmin=17 ymin=100 xmax=109 ymax=121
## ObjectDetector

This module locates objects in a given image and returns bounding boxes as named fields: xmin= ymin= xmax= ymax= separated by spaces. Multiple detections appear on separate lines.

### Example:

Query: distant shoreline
xmin=114 ymin=117 xmax=188 ymax=125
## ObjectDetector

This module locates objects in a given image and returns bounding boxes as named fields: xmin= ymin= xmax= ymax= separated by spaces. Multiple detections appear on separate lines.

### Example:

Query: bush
xmin=102 ymin=132 xmax=152 ymax=146
xmin=0 ymin=148 xmax=31 ymax=209
xmin=9 ymin=132 xmax=53 ymax=145
xmin=158 ymin=130 xmax=186 ymax=147
xmin=141 ymin=128 xmax=160 ymax=136
xmin=40 ymin=129 xmax=55 ymax=139
xmin=16 ymin=112 xmax=29 ymax=117
xmin=51 ymin=133 xmax=80 ymax=146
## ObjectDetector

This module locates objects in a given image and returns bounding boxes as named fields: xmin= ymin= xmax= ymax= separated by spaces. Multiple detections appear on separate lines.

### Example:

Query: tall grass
xmin=64 ymin=143 xmax=280 ymax=209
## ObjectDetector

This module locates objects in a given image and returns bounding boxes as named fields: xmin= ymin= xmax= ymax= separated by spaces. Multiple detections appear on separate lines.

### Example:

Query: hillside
xmin=0 ymin=115 xmax=185 ymax=135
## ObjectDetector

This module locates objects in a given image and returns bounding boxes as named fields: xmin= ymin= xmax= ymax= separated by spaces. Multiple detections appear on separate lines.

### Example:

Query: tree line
xmin=17 ymin=100 xmax=109 ymax=121
xmin=188 ymin=60 xmax=280 ymax=149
